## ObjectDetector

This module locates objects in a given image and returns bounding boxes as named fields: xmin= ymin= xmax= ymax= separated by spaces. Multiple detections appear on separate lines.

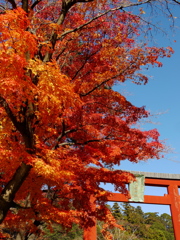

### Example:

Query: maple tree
xmin=0 ymin=0 xmax=176 ymax=239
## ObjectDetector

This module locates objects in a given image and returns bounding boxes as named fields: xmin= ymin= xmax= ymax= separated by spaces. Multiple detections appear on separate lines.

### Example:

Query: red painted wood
xmin=83 ymin=177 xmax=180 ymax=240
xmin=83 ymin=195 xmax=97 ymax=240
xmin=144 ymin=195 xmax=171 ymax=205
xmin=168 ymin=184 xmax=180 ymax=240
xmin=107 ymin=192 xmax=171 ymax=205
xmin=107 ymin=193 xmax=129 ymax=202
xmin=83 ymin=224 xmax=97 ymax=240
xmin=145 ymin=178 xmax=180 ymax=186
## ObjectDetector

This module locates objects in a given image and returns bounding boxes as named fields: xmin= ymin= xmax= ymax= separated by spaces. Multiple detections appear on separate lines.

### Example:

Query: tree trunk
xmin=0 ymin=163 xmax=32 ymax=223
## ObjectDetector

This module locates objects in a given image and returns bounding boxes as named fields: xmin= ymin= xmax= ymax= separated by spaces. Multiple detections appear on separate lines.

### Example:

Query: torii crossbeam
xmin=83 ymin=171 xmax=180 ymax=240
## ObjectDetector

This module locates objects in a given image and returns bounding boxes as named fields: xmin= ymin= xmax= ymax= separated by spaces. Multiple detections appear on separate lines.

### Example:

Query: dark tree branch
xmin=72 ymin=47 xmax=102 ymax=80
xmin=56 ymin=37 xmax=74 ymax=62
xmin=57 ymin=0 xmax=94 ymax=25
xmin=80 ymin=73 xmax=121 ymax=97
xmin=43 ymin=0 xmax=93 ymax=62
xmin=43 ymin=0 xmax=150 ymax=62
xmin=0 ymin=163 xmax=32 ymax=223
xmin=0 ymin=98 xmax=35 ymax=222
xmin=11 ymin=201 xmax=31 ymax=209
xmin=22 ymin=0 xmax=28 ymax=12
xmin=57 ymin=139 xmax=101 ymax=147
xmin=122 ymin=8 xmax=167 ymax=36
xmin=7 ymin=0 xmax=17 ymax=9
xmin=52 ymin=120 xmax=66 ymax=150
xmin=31 ymin=0 xmax=42 ymax=9
xmin=0 ymin=97 xmax=25 ymax=134
xmin=0 ymin=97 xmax=35 ymax=150
xmin=52 ymin=127 xmax=77 ymax=150
xmin=59 ymin=0 xmax=152 ymax=40
xmin=80 ymin=58 xmax=138 ymax=97
xmin=173 ymin=0 xmax=180 ymax=3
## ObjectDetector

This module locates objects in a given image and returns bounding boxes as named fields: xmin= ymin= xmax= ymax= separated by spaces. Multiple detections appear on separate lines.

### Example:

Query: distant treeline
xmin=43 ymin=202 xmax=174 ymax=240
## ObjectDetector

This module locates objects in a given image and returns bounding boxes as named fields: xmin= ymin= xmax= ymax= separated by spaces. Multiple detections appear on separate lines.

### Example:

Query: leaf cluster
xmin=0 ymin=0 xmax=177 ymax=239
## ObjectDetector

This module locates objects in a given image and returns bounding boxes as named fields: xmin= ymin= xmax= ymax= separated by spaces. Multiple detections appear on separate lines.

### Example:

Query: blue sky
xmin=118 ymin=6 xmax=180 ymax=174
xmin=118 ymin=36 xmax=180 ymax=174
xmin=113 ymin=37 xmax=180 ymax=214
xmin=106 ymin=5 xmax=180 ymax=216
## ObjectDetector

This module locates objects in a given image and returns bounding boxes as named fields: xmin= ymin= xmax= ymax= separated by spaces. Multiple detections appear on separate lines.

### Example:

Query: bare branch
xmin=173 ymin=0 xmax=180 ymax=3
xmin=122 ymin=8 xmax=168 ymax=36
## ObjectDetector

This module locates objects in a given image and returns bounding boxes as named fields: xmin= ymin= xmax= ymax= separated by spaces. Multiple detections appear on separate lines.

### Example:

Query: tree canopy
xmin=0 ymin=0 xmax=178 ymax=239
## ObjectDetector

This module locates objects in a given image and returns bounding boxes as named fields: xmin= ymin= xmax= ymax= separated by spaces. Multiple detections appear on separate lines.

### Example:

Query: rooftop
xmin=127 ymin=170 xmax=180 ymax=180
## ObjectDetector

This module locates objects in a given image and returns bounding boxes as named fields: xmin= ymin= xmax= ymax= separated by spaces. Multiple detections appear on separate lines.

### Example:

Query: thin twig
xmin=59 ymin=0 xmax=152 ymax=40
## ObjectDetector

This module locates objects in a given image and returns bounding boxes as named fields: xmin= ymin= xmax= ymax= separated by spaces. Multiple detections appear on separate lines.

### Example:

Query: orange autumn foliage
xmin=0 ymin=0 xmax=173 ymax=239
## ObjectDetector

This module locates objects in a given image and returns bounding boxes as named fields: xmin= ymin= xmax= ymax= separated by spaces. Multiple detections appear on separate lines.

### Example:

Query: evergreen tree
xmin=112 ymin=203 xmax=123 ymax=220
xmin=43 ymin=224 xmax=83 ymax=240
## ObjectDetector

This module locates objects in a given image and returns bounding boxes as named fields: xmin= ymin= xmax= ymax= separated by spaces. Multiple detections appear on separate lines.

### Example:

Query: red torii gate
xmin=83 ymin=171 xmax=180 ymax=240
